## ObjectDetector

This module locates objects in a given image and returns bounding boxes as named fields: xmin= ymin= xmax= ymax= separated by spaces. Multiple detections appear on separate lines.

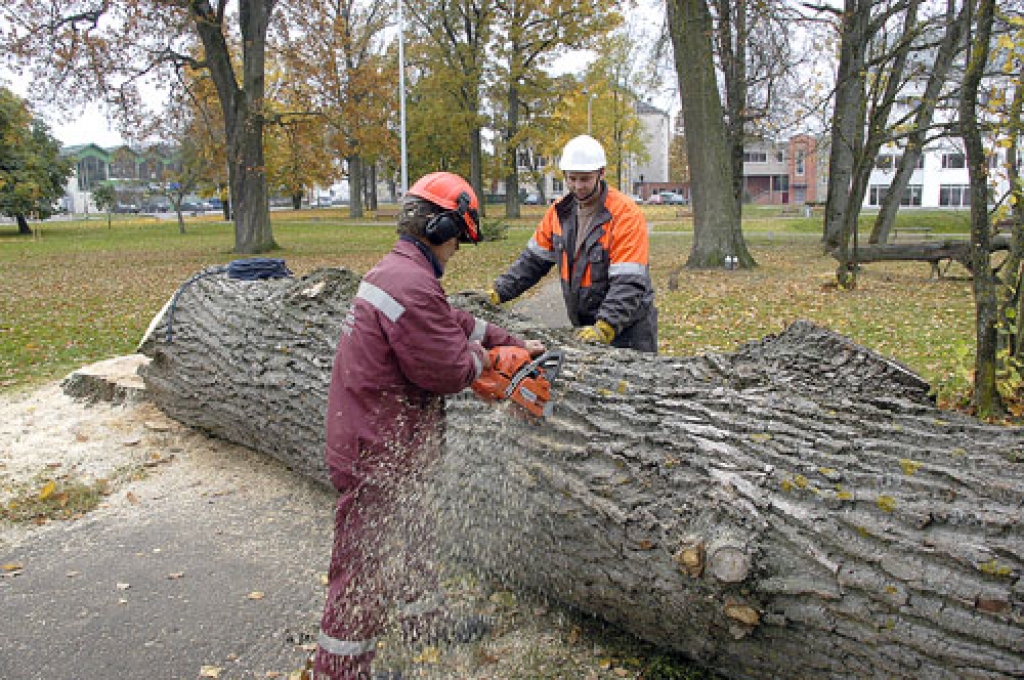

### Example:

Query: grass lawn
xmin=0 ymin=206 xmax=981 ymax=410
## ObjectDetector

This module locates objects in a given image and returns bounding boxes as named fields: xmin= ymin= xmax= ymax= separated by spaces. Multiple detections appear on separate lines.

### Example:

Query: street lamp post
xmin=587 ymin=92 xmax=597 ymax=135
xmin=397 ymin=0 xmax=408 ymax=195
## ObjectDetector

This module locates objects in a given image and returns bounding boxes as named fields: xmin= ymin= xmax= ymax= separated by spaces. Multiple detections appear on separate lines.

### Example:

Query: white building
xmin=863 ymin=65 xmax=1013 ymax=210
xmin=627 ymin=101 xmax=671 ymax=188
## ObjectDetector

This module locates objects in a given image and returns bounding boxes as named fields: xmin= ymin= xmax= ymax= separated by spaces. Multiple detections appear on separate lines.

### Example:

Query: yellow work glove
xmin=488 ymin=288 xmax=502 ymax=305
xmin=575 ymin=320 xmax=615 ymax=345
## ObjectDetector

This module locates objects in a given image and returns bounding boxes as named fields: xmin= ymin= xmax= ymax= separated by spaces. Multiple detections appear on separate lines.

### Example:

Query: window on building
xmin=552 ymin=179 xmax=563 ymax=194
xmin=775 ymin=150 xmax=785 ymax=163
xmin=77 ymin=156 xmax=107 ymax=191
xmin=939 ymin=184 xmax=971 ymax=207
xmin=795 ymin=150 xmax=805 ymax=176
xmin=902 ymin=184 xmax=922 ymax=206
xmin=941 ymin=153 xmax=966 ymax=169
xmin=743 ymin=150 xmax=767 ymax=163
xmin=869 ymin=185 xmax=888 ymax=206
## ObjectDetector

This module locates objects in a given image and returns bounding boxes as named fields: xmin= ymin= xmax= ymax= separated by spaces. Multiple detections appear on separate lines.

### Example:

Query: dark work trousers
xmin=314 ymin=477 xmax=439 ymax=679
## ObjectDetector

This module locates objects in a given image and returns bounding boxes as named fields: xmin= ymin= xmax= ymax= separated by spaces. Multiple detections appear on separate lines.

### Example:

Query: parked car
xmin=523 ymin=193 xmax=541 ymax=205
xmin=661 ymin=192 xmax=689 ymax=205
xmin=646 ymin=194 xmax=664 ymax=205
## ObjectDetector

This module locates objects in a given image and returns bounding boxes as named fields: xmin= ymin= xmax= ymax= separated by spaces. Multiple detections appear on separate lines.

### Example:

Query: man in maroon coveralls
xmin=314 ymin=172 xmax=543 ymax=679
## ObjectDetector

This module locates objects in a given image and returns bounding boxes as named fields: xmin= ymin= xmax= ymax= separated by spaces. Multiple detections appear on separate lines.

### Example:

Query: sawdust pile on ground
xmin=0 ymin=377 xmax=700 ymax=679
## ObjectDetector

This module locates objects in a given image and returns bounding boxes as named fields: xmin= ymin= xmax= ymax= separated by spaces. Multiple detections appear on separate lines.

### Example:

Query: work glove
xmin=487 ymin=288 xmax=502 ymax=305
xmin=575 ymin=320 xmax=615 ymax=345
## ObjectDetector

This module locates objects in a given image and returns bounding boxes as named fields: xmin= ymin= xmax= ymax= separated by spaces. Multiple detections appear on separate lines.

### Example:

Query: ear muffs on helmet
xmin=424 ymin=191 xmax=481 ymax=245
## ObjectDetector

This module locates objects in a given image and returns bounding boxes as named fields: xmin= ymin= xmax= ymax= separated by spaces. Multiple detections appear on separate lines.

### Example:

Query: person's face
xmin=431 ymin=236 xmax=460 ymax=268
xmin=565 ymin=170 xmax=603 ymax=201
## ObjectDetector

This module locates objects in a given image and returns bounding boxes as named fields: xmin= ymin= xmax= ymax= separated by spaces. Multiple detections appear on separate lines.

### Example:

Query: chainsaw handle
xmin=533 ymin=349 xmax=564 ymax=384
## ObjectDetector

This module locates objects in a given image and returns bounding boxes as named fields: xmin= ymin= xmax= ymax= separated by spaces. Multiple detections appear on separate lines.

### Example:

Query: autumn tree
xmin=667 ymin=0 xmax=754 ymax=269
xmin=586 ymin=33 xmax=649 ymax=191
xmin=0 ymin=87 xmax=73 ymax=235
xmin=405 ymin=0 xmax=494 ymax=210
xmin=91 ymin=181 xmax=117 ymax=228
xmin=960 ymin=0 xmax=1003 ymax=417
xmin=490 ymin=0 xmax=618 ymax=218
xmin=1 ymin=0 xmax=282 ymax=253
xmin=277 ymin=0 xmax=394 ymax=218
xmin=990 ymin=13 xmax=1024 ymax=417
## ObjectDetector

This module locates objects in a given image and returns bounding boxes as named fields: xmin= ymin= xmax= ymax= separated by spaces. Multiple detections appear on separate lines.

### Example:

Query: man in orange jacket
xmin=490 ymin=135 xmax=658 ymax=352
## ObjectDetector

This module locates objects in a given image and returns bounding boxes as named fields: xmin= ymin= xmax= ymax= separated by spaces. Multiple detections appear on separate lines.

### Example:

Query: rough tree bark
xmin=137 ymin=268 xmax=1024 ymax=680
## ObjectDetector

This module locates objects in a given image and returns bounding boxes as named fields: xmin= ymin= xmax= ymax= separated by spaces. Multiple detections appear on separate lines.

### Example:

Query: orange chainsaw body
xmin=471 ymin=346 xmax=563 ymax=418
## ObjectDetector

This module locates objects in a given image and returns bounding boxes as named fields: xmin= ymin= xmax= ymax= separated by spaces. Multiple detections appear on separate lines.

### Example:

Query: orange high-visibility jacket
xmin=495 ymin=183 xmax=657 ymax=351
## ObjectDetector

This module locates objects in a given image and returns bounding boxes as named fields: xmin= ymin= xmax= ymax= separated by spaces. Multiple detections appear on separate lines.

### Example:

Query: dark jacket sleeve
xmin=493 ymin=209 xmax=558 ymax=302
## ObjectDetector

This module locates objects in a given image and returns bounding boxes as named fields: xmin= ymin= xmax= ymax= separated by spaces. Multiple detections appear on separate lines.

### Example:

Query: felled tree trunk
xmin=137 ymin=267 xmax=1024 ymax=680
xmin=837 ymin=234 xmax=1013 ymax=276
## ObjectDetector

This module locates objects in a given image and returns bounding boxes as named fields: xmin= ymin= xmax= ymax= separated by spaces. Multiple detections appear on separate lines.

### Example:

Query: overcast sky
xmin=2 ymin=0 xmax=672 ymax=149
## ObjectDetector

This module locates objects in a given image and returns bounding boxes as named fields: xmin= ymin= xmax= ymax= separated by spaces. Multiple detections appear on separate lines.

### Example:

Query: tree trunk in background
xmin=193 ymin=0 xmax=277 ymax=254
xmin=715 ymin=0 xmax=747 ymax=212
xmin=348 ymin=155 xmax=364 ymax=218
xmin=960 ymin=0 xmax=1001 ymax=418
xmin=365 ymin=163 xmax=378 ymax=212
xmin=823 ymin=0 xmax=869 ymax=255
xmin=505 ymin=83 xmax=521 ymax=220
xmin=137 ymin=268 xmax=1024 ymax=680
xmin=666 ymin=0 xmax=754 ymax=269
xmin=16 ymin=214 xmax=31 ymax=235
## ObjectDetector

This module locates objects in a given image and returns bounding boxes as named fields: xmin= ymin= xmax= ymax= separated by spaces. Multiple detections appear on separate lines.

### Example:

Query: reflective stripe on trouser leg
xmin=317 ymin=631 xmax=377 ymax=658
xmin=316 ymin=487 xmax=388 ymax=680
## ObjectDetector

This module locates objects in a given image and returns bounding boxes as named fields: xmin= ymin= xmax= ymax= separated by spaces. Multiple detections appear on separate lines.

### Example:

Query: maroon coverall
xmin=315 ymin=238 xmax=523 ymax=679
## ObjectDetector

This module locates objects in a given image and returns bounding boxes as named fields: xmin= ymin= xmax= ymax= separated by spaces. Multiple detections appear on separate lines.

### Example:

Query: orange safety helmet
xmin=407 ymin=172 xmax=482 ymax=244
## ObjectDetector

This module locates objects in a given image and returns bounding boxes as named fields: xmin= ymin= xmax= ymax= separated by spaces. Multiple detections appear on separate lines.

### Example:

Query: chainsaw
xmin=471 ymin=346 xmax=564 ymax=418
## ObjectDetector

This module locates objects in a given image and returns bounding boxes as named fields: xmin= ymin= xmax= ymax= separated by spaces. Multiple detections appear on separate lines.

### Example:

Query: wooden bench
xmin=892 ymin=226 xmax=933 ymax=240
xmin=374 ymin=208 xmax=401 ymax=222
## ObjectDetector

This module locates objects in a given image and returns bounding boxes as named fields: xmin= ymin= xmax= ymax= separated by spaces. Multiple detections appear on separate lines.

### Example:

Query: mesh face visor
xmin=459 ymin=207 xmax=482 ymax=243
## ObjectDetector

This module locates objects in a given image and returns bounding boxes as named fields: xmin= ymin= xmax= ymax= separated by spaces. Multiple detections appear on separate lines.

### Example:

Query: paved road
xmin=0 ymin=401 xmax=334 ymax=680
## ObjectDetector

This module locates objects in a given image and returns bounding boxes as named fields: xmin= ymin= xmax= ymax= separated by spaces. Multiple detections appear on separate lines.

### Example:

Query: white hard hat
xmin=558 ymin=135 xmax=607 ymax=172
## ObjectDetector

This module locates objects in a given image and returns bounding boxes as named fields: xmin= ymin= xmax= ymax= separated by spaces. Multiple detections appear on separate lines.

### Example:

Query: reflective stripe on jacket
xmin=324 ymin=239 xmax=524 ymax=492
xmin=495 ymin=183 xmax=657 ymax=352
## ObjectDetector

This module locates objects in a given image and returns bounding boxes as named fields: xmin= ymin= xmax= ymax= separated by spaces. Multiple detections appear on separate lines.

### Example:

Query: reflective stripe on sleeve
xmin=317 ymin=630 xmax=377 ymax=658
xmin=357 ymin=281 xmax=405 ymax=323
xmin=470 ymin=317 xmax=488 ymax=343
xmin=470 ymin=345 xmax=484 ymax=380
xmin=527 ymin=237 xmax=557 ymax=262
xmin=609 ymin=262 xmax=648 ymax=277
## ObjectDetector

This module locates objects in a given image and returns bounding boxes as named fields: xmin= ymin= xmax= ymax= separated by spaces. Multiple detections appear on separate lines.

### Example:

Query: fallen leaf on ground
xmin=38 ymin=480 xmax=56 ymax=500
